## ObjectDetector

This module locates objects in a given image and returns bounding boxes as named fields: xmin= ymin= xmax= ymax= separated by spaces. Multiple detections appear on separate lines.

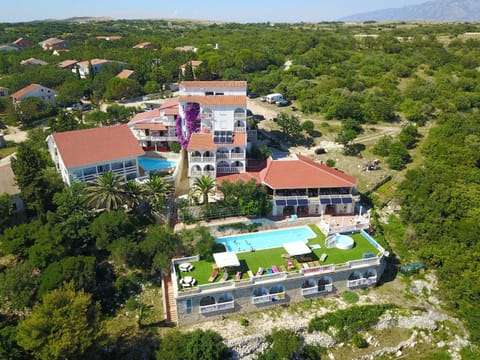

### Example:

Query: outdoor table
xmin=179 ymin=263 xmax=193 ymax=272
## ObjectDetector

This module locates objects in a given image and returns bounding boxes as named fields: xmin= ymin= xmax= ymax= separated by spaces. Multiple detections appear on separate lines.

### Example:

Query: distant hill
xmin=340 ymin=0 xmax=480 ymax=22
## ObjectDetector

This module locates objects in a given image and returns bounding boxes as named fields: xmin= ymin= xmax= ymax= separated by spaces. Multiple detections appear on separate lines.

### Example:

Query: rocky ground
xmin=181 ymin=271 xmax=470 ymax=359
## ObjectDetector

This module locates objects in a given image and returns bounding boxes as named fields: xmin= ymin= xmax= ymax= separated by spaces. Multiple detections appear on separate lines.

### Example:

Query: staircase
xmin=164 ymin=274 xmax=177 ymax=324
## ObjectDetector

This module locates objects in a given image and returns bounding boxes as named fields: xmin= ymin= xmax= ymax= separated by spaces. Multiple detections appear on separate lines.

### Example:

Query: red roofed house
xmin=76 ymin=59 xmax=126 ymax=79
xmin=133 ymin=42 xmax=155 ymax=49
xmin=0 ymin=87 xmax=8 ymax=97
xmin=47 ymin=125 xmax=145 ymax=185
xmin=11 ymin=84 xmax=57 ymax=105
xmin=39 ymin=38 xmax=67 ymax=50
xmin=13 ymin=38 xmax=33 ymax=48
xmin=128 ymin=98 xmax=179 ymax=152
xmin=116 ymin=69 xmax=135 ymax=79
xmin=179 ymin=60 xmax=204 ymax=80
xmin=177 ymin=81 xmax=248 ymax=185
xmin=58 ymin=59 xmax=78 ymax=70
xmin=217 ymin=154 xmax=357 ymax=217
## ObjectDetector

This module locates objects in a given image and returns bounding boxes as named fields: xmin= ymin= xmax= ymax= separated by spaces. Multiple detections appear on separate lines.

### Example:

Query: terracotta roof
xmin=58 ymin=59 xmax=78 ymax=68
xmin=116 ymin=69 xmax=134 ymax=79
xmin=133 ymin=42 xmax=152 ymax=48
xmin=11 ymin=84 xmax=42 ymax=100
xmin=160 ymin=98 xmax=179 ymax=110
xmin=163 ymin=108 xmax=178 ymax=116
xmin=258 ymin=154 xmax=357 ymax=189
xmin=217 ymin=172 xmax=261 ymax=187
xmin=20 ymin=58 xmax=48 ymax=65
xmin=77 ymin=58 xmax=110 ymax=66
xmin=0 ymin=165 xmax=20 ymax=195
xmin=182 ymin=81 xmax=247 ymax=88
xmin=52 ymin=124 xmax=144 ymax=168
xmin=179 ymin=95 xmax=246 ymax=106
xmin=187 ymin=132 xmax=246 ymax=151
xmin=129 ymin=109 xmax=161 ymax=124
xmin=134 ymin=123 xmax=167 ymax=131
xmin=40 ymin=38 xmax=64 ymax=45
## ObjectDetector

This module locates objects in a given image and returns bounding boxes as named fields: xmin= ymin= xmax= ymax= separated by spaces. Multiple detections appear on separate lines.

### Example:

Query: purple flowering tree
xmin=177 ymin=102 xmax=201 ymax=149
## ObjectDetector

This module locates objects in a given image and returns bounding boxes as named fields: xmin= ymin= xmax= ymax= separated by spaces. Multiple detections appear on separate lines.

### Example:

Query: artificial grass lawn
xmin=178 ymin=224 xmax=379 ymax=286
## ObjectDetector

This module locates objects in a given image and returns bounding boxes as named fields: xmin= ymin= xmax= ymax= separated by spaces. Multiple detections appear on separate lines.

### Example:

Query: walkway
xmin=164 ymin=274 xmax=177 ymax=324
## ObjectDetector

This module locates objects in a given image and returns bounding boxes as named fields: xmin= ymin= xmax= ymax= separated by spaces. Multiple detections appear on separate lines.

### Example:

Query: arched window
xmin=302 ymin=279 xmax=315 ymax=289
xmin=253 ymin=287 xmax=268 ymax=297
xmin=348 ymin=271 xmax=362 ymax=280
xmin=200 ymin=296 xmax=216 ymax=306
xmin=217 ymin=292 xmax=234 ymax=303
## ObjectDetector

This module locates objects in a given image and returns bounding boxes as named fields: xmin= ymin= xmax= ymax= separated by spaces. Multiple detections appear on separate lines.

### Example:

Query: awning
xmin=134 ymin=123 xmax=167 ymax=131
xmin=286 ymin=199 xmax=297 ymax=206
xmin=213 ymin=252 xmax=240 ymax=268
xmin=283 ymin=241 xmax=312 ymax=256
xmin=331 ymin=198 xmax=342 ymax=204
xmin=275 ymin=199 xmax=286 ymax=206
xmin=298 ymin=199 xmax=309 ymax=205
xmin=320 ymin=198 xmax=331 ymax=204
xmin=342 ymin=197 xmax=353 ymax=203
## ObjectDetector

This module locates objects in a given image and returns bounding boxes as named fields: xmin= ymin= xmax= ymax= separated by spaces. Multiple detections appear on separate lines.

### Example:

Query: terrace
xmin=173 ymin=225 xmax=383 ymax=290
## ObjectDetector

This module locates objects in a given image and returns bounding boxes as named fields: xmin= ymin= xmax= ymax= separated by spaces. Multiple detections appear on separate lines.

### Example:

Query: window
xmin=125 ymin=160 xmax=136 ymax=168
xmin=83 ymin=167 xmax=96 ymax=176
xmin=111 ymin=162 xmax=124 ymax=170
xmin=179 ymin=299 xmax=192 ymax=313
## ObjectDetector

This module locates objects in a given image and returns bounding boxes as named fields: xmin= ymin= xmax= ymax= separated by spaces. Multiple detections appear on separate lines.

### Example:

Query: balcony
xmin=347 ymin=276 xmax=377 ymax=289
xmin=301 ymin=283 xmax=333 ymax=296
xmin=136 ymin=134 xmax=177 ymax=142
xmin=217 ymin=166 xmax=243 ymax=174
xmin=190 ymin=156 xmax=215 ymax=163
xmin=234 ymin=126 xmax=246 ymax=133
xmin=199 ymin=300 xmax=235 ymax=314
xmin=252 ymin=292 xmax=285 ymax=305
xmin=190 ymin=170 xmax=216 ymax=178
xmin=216 ymin=152 xmax=245 ymax=160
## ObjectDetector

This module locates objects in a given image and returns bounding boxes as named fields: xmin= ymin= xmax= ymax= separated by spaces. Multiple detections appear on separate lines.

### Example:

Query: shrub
xmin=352 ymin=333 xmax=368 ymax=348
xmin=342 ymin=291 xmax=359 ymax=304
xmin=169 ymin=142 xmax=181 ymax=153
xmin=240 ymin=318 xmax=249 ymax=327
xmin=326 ymin=159 xmax=336 ymax=167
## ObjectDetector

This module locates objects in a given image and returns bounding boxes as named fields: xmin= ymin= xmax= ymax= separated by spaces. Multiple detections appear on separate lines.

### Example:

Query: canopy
xmin=283 ymin=241 xmax=312 ymax=256
xmin=213 ymin=252 xmax=240 ymax=268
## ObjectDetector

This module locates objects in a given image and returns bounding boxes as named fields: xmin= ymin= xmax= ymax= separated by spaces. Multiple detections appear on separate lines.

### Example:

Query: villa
xmin=11 ymin=84 xmax=57 ymax=106
xmin=39 ymin=38 xmax=67 ymax=51
xmin=75 ymin=59 xmax=126 ymax=79
xmin=47 ymin=125 xmax=145 ymax=185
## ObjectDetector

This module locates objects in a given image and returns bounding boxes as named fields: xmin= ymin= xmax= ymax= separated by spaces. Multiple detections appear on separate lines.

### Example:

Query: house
xmin=175 ymin=45 xmax=197 ymax=52
xmin=20 ymin=57 xmax=48 ymax=66
xmin=128 ymin=98 xmax=179 ymax=151
xmin=217 ymin=154 xmax=357 ymax=218
xmin=39 ymin=38 xmax=67 ymax=50
xmin=133 ymin=42 xmax=154 ymax=49
xmin=179 ymin=60 xmax=204 ymax=79
xmin=11 ymin=84 xmax=57 ymax=105
xmin=75 ymin=59 xmax=126 ymax=79
xmin=47 ymin=124 xmax=145 ymax=185
xmin=0 ymin=45 xmax=18 ymax=52
xmin=116 ymin=69 xmax=135 ymax=79
xmin=12 ymin=38 xmax=33 ymax=48
xmin=0 ymin=87 xmax=8 ymax=97
xmin=177 ymin=81 xmax=248 ymax=186
xmin=0 ymin=165 xmax=25 ymax=215
xmin=96 ymin=36 xmax=122 ymax=41
xmin=58 ymin=59 xmax=78 ymax=70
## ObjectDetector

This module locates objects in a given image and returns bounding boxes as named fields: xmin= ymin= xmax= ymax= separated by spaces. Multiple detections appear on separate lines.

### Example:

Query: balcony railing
xmin=301 ymin=283 xmax=333 ymax=296
xmin=190 ymin=170 xmax=216 ymax=178
xmin=252 ymin=292 xmax=286 ymax=305
xmin=216 ymin=152 xmax=245 ymax=159
xmin=190 ymin=156 xmax=215 ymax=163
xmin=136 ymin=134 xmax=177 ymax=142
xmin=199 ymin=300 xmax=235 ymax=314
xmin=347 ymin=276 xmax=377 ymax=289
xmin=234 ymin=126 xmax=246 ymax=133
xmin=217 ymin=166 xmax=243 ymax=174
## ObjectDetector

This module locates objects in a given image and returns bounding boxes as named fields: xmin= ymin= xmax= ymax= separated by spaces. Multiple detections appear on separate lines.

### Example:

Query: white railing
xmin=216 ymin=152 xmax=245 ymax=159
xmin=190 ymin=156 xmax=215 ymax=163
xmin=217 ymin=166 xmax=243 ymax=174
xmin=190 ymin=170 xmax=216 ymax=178
xmin=252 ymin=292 xmax=285 ymax=305
xmin=199 ymin=300 xmax=235 ymax=314
xmin=274 ymin=195 xmax=309 ymax=201
xmin=347 ymin=276 xmax=377 ymax=288
xmin=234 ymin=126 xmax=246 ymax=133
xmin=301 ymin=283 xmax=333 ymax=296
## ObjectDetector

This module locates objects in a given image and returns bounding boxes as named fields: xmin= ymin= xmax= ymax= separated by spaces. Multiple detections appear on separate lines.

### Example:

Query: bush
xmin=326 ymin=159 xmax=336 ymax=167
xmin=240 ymin=318 xmax=249 ymax=327
xmin=342 ymin=291 xmax=359 ymax=304
xmin=169 ymin=142 xmax=181 ymax=153
xmin=352 ymin=333 xmax=368 ymax=348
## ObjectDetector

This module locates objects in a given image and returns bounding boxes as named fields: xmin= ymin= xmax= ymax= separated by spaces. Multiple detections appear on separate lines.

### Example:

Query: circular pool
xmin=335 ymin=234 xmax=354 ymax=250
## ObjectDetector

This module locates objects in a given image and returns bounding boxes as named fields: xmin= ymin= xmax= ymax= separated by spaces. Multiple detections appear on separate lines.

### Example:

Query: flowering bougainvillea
xmin=176 ymin=102 xmax=201 ymax=149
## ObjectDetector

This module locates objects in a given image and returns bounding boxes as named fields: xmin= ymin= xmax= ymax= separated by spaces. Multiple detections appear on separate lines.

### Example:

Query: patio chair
xmin=267 ymin=268 xmax=273 ymax=274
xmin=286 ymin=260 xmax=295 ymax=270
xmin=236 ymin=271 xmax=242 ymax=280
xmin=272 ymin=265 xmax=279 ymax=273
xmin=320 ymin=253 xmax=328 ymax=262
xmin=247 ymin=270 xmax=255 ymax=278
xmin=219 ymin=272 xmax=229 ymax=282
xmin=280 ymin=265 xmax=287 ymax=272
xmin=256 ymin=267 xmax=264 ymax=276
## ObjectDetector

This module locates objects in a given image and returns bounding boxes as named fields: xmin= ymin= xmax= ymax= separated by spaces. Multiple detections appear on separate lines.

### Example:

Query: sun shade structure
xmin=213 ymin=252 xmax=240 ymax=268
xmin=283 ymin=241 xmax=312 ymax=256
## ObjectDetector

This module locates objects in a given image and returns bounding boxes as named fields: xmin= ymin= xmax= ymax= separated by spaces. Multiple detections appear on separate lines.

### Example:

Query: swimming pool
xmin=217 ymin=226 xmax=316 ymax=252
xmin=138 ymin=157 xmax=177 ymax=171
xmin=335 ymin=234 xmax=355 ymax=250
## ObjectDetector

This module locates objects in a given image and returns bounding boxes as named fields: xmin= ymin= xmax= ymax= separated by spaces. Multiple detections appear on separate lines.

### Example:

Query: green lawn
xmin=177 ymin=224 xmax=379 ymax=286
xmin=0 ymin=146 xmax=16 ymax=160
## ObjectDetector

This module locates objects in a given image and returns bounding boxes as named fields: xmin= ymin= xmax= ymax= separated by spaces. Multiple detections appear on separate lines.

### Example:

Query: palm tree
xmin=123 ymin=180 xmax=146 ymax=212
xmin=86 ymin=171 xmax=125 ymax=211
xmin=144 ymin=175 xmax=173 ymax=213
xmin=192 ymin=175 xmax=215 ymax=205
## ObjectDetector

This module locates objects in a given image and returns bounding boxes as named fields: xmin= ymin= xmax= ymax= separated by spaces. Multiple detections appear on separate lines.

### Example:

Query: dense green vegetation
xmin=2 ymin=18 xmax=480 ymax=357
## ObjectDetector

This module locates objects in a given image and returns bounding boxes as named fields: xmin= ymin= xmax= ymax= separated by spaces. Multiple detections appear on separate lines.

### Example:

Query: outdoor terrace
xmin=173 ymin=225 xmax=382 ymax=290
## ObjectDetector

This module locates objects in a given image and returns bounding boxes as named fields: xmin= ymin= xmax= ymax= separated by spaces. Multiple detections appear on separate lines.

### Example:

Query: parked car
xmin=81 ymin=103 xmax=91 ymax=111
xmin=247 ymin=109 xmax=253 ymax=116
xmin=260 ymin=96 xmax=267 ymax=102
xmin=250 ymin=114 xmax=265 ymax=121
xmin=276 ymin=99 xmax=291 ymax=107
xmin=247 ymin=92 xmax=258 ymax=99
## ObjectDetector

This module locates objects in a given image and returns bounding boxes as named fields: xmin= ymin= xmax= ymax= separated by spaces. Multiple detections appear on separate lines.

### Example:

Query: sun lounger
xmin=236 ymin=271 xmax=242 ymax=280
xmin=320 ymin=253 xmax=328 ymax=262
xmin=296 ymin=263 xmax=303 ymax=270
xmin=256 ymin=267 xmax=264 ymax=276
xmin=208 ymin=269 xmax=219 ymax=283
xmin=219 ymin=272 xmax=229 ymax=282
xmin=286 ymin=260 xmax=295 ymax=269
xmin=308 ymin=261 xmax=315 ymax=267
xmin=272 ymin=265 xmax=279 ymax=273
xmin=303 ymin=263 xmax=310 ymax=269
xmin=247 ymin=270 xmax=255 ymax=278
xmin=267 ymin=268 xmax=273 ymax=274
xmin=280 ymin=265 xmax=287 ymax=272
xmin=313 ymin=261 xmax=320 ymax=267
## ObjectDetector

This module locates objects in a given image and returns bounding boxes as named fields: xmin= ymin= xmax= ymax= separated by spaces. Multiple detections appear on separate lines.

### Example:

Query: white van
xmin=266 ymin=93 xmax=283 ymax=104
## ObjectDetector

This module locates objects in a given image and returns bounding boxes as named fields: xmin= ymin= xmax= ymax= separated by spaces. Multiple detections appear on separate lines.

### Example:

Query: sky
xmin=0 ymin=0 xmax=427 ymax=23
xmin=2 ymin=0 xmax=429 ymax=23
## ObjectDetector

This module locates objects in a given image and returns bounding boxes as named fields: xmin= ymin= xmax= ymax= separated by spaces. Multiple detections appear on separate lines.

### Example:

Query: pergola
xmin=283 ymin=241 xmax=312 ymax=257
xmin=213 ymin=251 xmax=240 ymax=269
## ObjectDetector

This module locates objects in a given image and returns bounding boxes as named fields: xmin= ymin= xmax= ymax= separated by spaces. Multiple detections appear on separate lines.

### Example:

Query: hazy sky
xmin=2 ymin=0 xmax=428 ymax=23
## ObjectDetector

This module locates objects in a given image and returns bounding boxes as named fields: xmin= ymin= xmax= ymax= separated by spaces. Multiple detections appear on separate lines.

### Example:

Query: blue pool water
xmin=138 ymin=157 xmax=177 ymax=171
xmin=217 ymin=226 xmax=316 ymax=252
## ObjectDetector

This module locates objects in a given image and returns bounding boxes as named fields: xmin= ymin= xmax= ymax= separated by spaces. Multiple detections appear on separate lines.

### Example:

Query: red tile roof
xmin=160 ymin=98 xmax=179 ymax=110
xmin=116 ymin=69 xmax=134 ymax=79
xmin=129 ymin=109 xmax=161 ymax=124
xmin=40 ymin=38 xmax=65 ymax=46
xmin=187 ymin=132 xmax=246 ymax=151
xmin=134 ymin=123 xmax=167 ymax=131
xmin=57 ymin=59 xmax=78 ymax=68
xmin=258 ymin=154 xmax=357 ymax=189
xmin=11 ymin=84 xmax=42 ymax=100
xmin=52 ymin=125 xmax=144 ymax=168
xmin=179 ymin=95 xmax=246 ymax=106
xmin=217 ymin=172 xmax=261 ymax=187
xmin=182 ymin=81 xmax=247 ymax=88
